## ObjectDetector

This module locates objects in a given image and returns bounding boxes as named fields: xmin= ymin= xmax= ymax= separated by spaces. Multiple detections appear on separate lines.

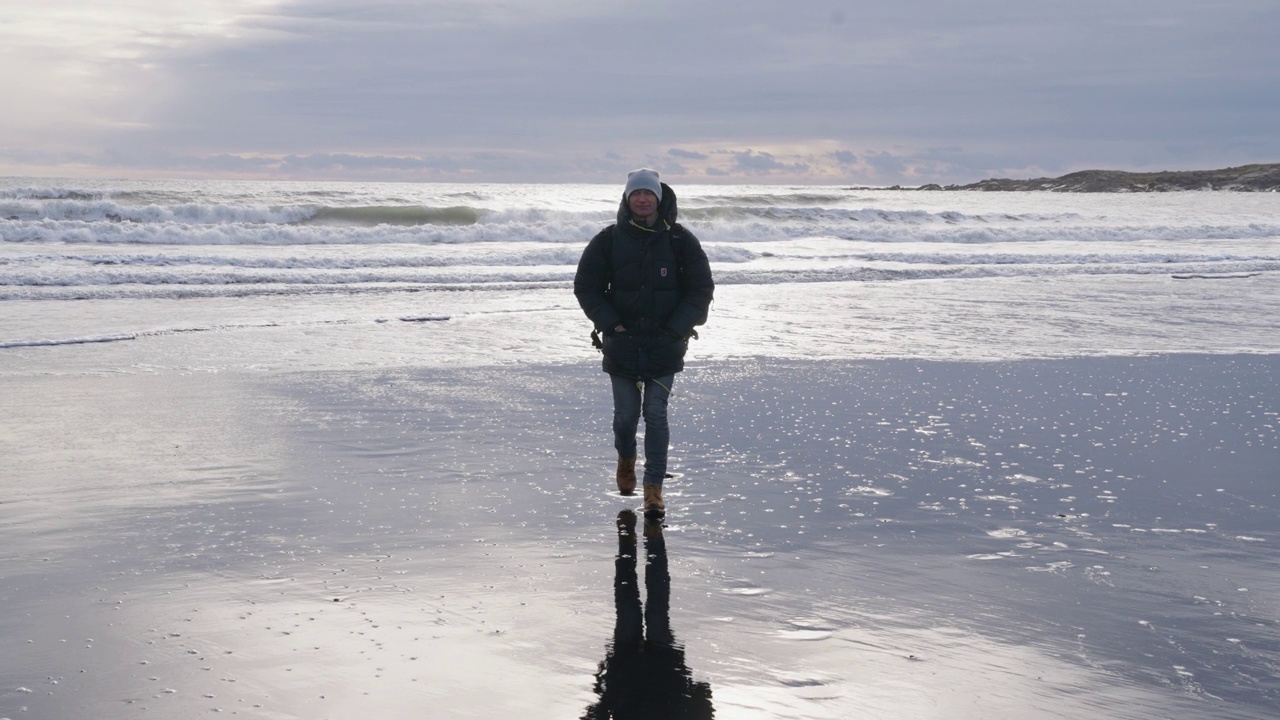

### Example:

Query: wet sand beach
xmin=3 ymin=354 xmax=1277 ymax=719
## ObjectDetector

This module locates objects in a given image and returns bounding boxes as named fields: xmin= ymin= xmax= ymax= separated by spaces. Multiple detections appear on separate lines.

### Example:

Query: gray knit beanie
xmin=624 ymin=168 xmax=662 ymax=201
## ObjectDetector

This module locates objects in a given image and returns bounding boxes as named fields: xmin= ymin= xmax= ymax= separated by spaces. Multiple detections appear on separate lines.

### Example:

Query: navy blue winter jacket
xmin=574 ymin=183 xmax=714 ymax=379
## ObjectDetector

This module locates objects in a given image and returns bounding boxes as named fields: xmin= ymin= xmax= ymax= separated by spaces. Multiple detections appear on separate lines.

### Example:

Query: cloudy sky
xmin=2 ymin=0 xmax=1277 ymax=184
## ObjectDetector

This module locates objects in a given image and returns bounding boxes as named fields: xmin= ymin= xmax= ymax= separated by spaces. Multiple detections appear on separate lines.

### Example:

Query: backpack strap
xmin=668 ymin=223 xmax=688 ymax=268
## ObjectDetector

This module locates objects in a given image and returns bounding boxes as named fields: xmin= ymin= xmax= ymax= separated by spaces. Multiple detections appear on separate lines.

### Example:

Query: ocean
xmin=2 ymin=178 xmax=1278 ymax=718
xmin=3 ymin=177 xmax=1279 ymax=369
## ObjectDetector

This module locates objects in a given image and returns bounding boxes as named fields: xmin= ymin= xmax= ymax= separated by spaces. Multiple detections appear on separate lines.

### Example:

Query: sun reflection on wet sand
xmin=2 ymin=356 xmax=1277 ymax=718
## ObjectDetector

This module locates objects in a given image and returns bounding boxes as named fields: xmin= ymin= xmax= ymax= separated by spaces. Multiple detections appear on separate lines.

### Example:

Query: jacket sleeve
xmin=574 ymin=228 xmax=623 ymax=332
xmin=664 ymin=230 xmax=714 ymax=337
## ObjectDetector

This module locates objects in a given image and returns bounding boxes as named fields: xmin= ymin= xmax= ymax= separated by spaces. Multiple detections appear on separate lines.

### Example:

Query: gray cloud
xmin=3 ymin=0 xmax=1277 ymax=183
xmin=862 ymin=151 xmax=908 ymax=179
xmin=830 ymin=151 xmax=858 ymax=166
xmin=729 ymin=150 xmax=809 ymax=175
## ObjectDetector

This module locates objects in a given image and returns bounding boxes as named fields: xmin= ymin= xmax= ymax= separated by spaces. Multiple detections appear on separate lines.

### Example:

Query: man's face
xmin=627 ymin=189 xmax=658 ymax=221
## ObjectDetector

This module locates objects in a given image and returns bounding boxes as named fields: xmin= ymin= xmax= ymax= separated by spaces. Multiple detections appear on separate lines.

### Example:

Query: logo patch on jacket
xmin=660 ymin=267 xmax=668 ymax=277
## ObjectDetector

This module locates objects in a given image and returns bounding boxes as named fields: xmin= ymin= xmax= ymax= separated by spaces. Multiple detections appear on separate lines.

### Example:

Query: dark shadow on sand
xmin=583 ymin=511 xmax=714 ymax=719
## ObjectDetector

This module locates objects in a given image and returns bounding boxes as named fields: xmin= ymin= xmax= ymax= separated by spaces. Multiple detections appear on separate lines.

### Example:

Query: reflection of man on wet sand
xmin=583 ymin=511 xmax=714 ymax=719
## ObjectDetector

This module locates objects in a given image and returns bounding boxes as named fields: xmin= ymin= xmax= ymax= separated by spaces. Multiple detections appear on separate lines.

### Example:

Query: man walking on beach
xmin=574 ymin=169 xmax=714 ymax=518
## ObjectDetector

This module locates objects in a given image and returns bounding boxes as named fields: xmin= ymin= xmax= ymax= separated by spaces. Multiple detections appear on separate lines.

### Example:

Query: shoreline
xmin=5 ymin=272 xmax=1280 ymax=378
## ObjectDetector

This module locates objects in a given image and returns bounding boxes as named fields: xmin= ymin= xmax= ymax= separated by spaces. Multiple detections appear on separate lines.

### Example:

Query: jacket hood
xmin=617 ymin=182 xmax=678 ymax=228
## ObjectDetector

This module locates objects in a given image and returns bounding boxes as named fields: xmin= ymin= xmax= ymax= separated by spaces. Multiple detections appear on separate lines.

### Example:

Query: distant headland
xmin=888 ymin=163 xmax=1280 ymax=192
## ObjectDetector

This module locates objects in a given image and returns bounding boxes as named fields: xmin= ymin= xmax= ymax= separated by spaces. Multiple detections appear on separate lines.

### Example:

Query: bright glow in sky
xmin=2 ymin=0 xmax=1277 ymax=184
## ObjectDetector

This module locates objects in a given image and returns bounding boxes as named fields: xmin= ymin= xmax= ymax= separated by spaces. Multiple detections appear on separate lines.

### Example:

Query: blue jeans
xmin=610 ymin=374 xmax=674 ymax=487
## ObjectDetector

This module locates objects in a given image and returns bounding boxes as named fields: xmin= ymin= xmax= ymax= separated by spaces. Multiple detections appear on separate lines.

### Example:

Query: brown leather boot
xmin=643 ymin=483 xmax=665 ymax=519
xmin=616 ymin=457 xmax=637 ymax=495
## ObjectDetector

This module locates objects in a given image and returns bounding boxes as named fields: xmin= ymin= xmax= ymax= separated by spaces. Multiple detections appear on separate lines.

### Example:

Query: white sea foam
xmin=0 ymin=333 xmax=137 ymax=348
xmin=4 ymin=177 xmax=1280 ymax=360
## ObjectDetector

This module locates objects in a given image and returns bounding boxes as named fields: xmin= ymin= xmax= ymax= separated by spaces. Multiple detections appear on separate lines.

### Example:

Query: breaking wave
xmin=3 ymin=178 xmax=1278 ymax=301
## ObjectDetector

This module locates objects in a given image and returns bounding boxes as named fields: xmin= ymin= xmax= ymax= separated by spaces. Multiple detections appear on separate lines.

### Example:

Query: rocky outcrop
xmin=916 ymin=163 xmax=1280 ymax=192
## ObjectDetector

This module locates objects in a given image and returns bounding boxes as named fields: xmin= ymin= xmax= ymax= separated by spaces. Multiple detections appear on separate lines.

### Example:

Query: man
xmin=574 ymin=169 xmax=714 ymax=519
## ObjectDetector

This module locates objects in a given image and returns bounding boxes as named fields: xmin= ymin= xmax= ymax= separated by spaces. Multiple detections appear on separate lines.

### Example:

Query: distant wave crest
xmin=305 ymin=205 xmax=484 ymax=227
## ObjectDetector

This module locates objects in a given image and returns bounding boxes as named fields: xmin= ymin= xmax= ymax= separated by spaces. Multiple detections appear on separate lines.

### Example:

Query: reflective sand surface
xmin=3 ymin=356 xmax=1276 ymax=719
